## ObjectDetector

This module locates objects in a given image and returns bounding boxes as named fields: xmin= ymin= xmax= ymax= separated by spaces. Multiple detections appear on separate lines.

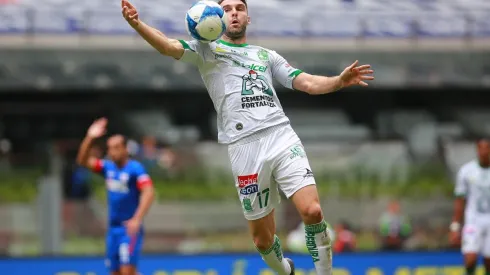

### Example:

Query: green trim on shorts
xmin=305 ymin=220 xmax=327 ymax=234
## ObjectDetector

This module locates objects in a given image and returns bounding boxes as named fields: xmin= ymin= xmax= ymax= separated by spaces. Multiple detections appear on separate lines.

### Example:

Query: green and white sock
xmin=305 ymin=220 xmax=333 ymax=275
xmin=257 ymin=235 xmax=291 ymax=275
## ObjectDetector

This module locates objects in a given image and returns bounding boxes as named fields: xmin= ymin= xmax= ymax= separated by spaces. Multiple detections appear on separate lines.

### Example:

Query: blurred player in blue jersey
xmin=76 ymin=118 xmax=155 ymax=275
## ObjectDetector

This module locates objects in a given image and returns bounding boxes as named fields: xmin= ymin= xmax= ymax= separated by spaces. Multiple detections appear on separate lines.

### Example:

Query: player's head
xmin=107 ymin=134 xmax=129 ymax=165
xmin=477 ymin=138 xmax=490 ymax=167
xmin=218 ymin=0 xmax=250 ymax=40
xmin=388 ymin=200 xmax=400 ymax=213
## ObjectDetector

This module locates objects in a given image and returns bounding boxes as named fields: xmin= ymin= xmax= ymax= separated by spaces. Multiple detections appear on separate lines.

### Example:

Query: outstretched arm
xmin=293 ymin=61 xmax=374 ymax=95
xmin=122 ymin=0 xmax=184 ymax=59
xmin=76 ymin=118 xmax=107 ymax=170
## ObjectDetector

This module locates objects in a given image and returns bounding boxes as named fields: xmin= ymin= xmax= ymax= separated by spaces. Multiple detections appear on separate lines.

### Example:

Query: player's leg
xmin=290 ymin=185 xmax=332 ymax=275
xmin=272 ymin=128 xmax=332 ymax=274
xmin=119 ymin=229 xmax=144 ymax=275
xmin=106 ymin=230 xmax=122 ymax=275
xmin=248 ymin=209 xmax=292 ymax=275
xmin=484 ymin=258 xmax=490 ymax=275
xmin=480 ymin=226 xmax=490 ymax=275
xmin=119 ymin=265 xmax=137 ymax=275
xmin=462 ymin=224 xmax=482 ymax=275
xmin=228 ymin=139 xmax=292 ymax=275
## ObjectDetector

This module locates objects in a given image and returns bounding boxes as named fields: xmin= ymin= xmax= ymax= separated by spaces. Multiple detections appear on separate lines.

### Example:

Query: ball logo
xmin=238 ymin=173 xmax=258 ymax=188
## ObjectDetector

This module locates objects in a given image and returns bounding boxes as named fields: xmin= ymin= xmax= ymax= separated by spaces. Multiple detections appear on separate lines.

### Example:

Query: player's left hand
xmin=339 ymin=60 xmax=374 ymax=88
xmin=124 ymin=217 xmax=142 ymax=236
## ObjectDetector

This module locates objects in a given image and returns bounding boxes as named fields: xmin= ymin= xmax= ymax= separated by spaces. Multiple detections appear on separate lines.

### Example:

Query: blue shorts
xmin=105 ymin=226 xmax=144 ymax=272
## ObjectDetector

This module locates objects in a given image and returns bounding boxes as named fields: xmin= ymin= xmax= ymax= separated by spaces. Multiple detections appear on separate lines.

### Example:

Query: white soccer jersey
xmin=455 ymin=160 xmax=490 ymax=224
xmin=177 ymin=39 xmax=303 ymax=144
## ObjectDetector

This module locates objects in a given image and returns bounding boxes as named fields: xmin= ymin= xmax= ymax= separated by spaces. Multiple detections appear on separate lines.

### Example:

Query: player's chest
xmin=106 ymin=170 xmax=132 ymax=193
xmin=210 ymin=48 xmax=270 ymax=73
xmin=469 ymin=170 xmax=490 ymax=193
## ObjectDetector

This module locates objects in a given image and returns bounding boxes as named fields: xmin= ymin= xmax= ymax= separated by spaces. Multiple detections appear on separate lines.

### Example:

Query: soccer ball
xmin=185 ymin=1 xmax=227 ymax=43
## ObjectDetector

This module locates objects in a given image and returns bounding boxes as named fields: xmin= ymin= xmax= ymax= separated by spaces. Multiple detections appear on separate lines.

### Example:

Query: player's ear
xmin=247 ymin=16 xmax=251 ymax=25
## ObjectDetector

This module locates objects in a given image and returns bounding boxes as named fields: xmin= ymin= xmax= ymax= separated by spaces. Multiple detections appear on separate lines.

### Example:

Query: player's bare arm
xmin=76 ymin=118 xmax=107 ymax=169
xmin=121 ymin=0 xmax=184 ymax=59
xmin=125 ymin=184 xmax=155 ymax=236
xmin=293 ymin=60 xmax=374 ymax=95
xmin=450 ymin=196 xmax=465 ymax=244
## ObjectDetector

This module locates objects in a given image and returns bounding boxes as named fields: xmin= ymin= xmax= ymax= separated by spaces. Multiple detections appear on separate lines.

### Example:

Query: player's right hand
xmin=87 ymin=118 xmax=107 ymax=139
xmin=122 ymin=0 xmax=139 ymax=28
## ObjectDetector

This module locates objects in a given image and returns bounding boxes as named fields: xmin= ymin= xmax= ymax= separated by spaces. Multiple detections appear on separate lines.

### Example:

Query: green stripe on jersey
xmin=179 ymin=40 xmax=194 ymax=51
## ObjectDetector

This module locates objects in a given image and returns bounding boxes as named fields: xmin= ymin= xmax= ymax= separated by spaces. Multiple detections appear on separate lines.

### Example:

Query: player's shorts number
xmin=257 ymin=188 xmax=270 ymax=209
xmin=119 ymin=243 xmax=130 ymax=264
xmin=477 ymin=196 xmax=490 ymax=213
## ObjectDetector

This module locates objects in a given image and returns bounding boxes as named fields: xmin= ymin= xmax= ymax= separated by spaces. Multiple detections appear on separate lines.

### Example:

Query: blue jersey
xmin=92 ymin=159 xmax=152 ymax=226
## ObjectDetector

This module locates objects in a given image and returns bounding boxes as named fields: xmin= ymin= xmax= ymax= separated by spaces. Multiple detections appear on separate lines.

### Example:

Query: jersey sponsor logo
xmin=238 ymin=173 xmax=258 ymax=188
xmin=238 ymin=174 xmax=259 ymax=195
xmin=215 ymin=46 xmax=227 ymax=53
xmin=240 ymin=184 xmax=259 ymax=195
xmin=214 ymin=46 xmax=248 ymax=56
xmin=241 ymin=70 xmax=273 ymax=96
xmin=245 ymin=63 xmax=267 ymax=73
xmin=241 ymin=70 xmax=276 ymax=109
xmin=106 ymin=179 xmax=130 ymax=193
xmin=106 ymin=173 xmax=130 ymax=193
xmin=214 ymin=53 xmax=268 ymax=72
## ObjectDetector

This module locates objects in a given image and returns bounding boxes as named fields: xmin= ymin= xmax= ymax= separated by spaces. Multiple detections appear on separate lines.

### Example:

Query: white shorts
xmin=227 ymin=123 xmax=316 ymax=220
xmin=462 ymin=223 xmax=490 ymax=257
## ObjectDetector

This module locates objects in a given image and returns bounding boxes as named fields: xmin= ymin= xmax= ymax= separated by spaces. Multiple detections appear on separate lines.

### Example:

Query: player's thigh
xmin=248 ymin=209 xmax=276 ymax=250
xmin=462 ymin=224 xmax=483 ymax=255
xmin=290 ymin=185 xmax=323 ymax=223
xmin=228 ymin=141 xmax=280 ymax=221
xmin=273 ymin=143 xmax=318 ymax=211
xmin=119 ymin=231 xmax=144 ymax=270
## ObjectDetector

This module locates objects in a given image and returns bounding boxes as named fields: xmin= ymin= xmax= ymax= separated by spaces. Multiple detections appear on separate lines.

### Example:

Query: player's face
xmin=220 ymin=0 xmax=250 ymax=40
xmin=107 ymin=136 xmax=128 ymax=164
xmin=477 ymin=140 xmax=490 ymax=166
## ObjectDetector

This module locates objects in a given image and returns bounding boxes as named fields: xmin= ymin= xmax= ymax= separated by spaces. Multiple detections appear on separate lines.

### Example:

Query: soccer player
xmin=451 ymin=139 xmax=490 ymax=275
xmin=121 ymin=0 xmax=374 ymax=274
xmin=76 ymin=118 xmax=155 ymax=275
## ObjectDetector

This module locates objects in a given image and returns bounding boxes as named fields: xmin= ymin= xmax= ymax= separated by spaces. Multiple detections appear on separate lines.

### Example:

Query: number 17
xmin=258 ymin=188 xmax=270 ymax=209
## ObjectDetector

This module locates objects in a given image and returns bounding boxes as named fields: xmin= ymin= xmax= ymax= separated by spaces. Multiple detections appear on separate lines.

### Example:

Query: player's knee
xmin=301 ymin=202 xmax=323 ymax=224
xmin=253 ymin=233 xmax=275 ymax=251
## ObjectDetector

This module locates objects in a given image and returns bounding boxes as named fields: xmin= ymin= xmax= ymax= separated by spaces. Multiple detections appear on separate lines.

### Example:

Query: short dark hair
xmin=218 ymin=0 xmax=247 ymax=8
